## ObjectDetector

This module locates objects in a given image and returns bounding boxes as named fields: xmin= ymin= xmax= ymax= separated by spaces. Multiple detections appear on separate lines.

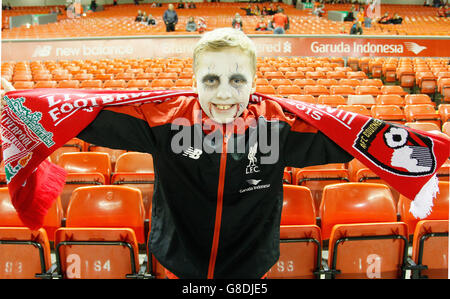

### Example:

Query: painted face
xmin=194 ymin=48 xmax=256 ymax=124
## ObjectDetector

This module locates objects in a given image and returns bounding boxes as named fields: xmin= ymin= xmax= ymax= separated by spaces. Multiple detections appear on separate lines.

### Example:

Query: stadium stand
xmin=1 ymin=1 xmax=449 ymax=280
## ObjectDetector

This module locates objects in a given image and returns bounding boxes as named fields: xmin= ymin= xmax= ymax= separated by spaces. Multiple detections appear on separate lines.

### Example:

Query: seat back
xmin=55 ymin=228 xmax=139 ymax=279
xmin=411 ymin=220 xmax=448 ymax=279
xmin=111 ymin=152 xmax=155 ymax=219
xmin=65 ymin=185 xmax=146 ymax=243
xmin=371 ymin=105 xmax=406 ymax=124
xmin=398 ymin=181 xmax=449 ymax=235
xmin=0 ymin=228 xmax=52 ymax=279
xmin=319 ymin=183 xmax=397 ymax=240
xmin=0 ymin=187 xmax=63 ymax=242
xmin=281 ymin=185 xmax=316 ymax=225
xmin=58 ymin=152 xmax=112 ymax=214
xmin=267 ymin=225 xmax=322 ymax=279
xmin=328 ymin=222 xmax=408 ymax=279
xmin=294 ymin=164 xmax=349 ymax=212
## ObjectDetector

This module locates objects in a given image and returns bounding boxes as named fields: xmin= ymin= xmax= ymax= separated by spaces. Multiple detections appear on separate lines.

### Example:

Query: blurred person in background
xmin=163 ymin=4 xmax=178 ymax=32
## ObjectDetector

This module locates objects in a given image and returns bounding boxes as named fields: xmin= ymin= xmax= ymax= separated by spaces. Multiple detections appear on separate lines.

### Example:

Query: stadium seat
xmin=267 ymin=185 xmax=321 ymax=279
xmin=396 ymin=68 xmax=415 ymax=88
xmin=317 ymin=95 xmax=347 ymax=107
xmin=12 ymin=81 xmax=34 ymax=90
xmin=329 ymin=85 xmax=355 ymax=97
xmin=255 ymin=85 xmax=276 ymax=95
xmin=326 ymin=222 xmax=408 ymax=279
xmin=355 ymin=85 xmax=381 ymax=97
xmin=35 ymin=80 xmax=57 ymax=88
xmin=404 ymin=104 xmax=441 ymax=128
xmin=103 ymin=79 xmax=126 ymax=89
xmin=294 ymin=163 xmax=349 ymax=211
xmin=347 ymin=95 xmax=375 ymax=108
xmin=380 ymin=85 xmax=408 ymax=96
xmin=126 ymin=79 xmax=149 ymax=89
xmin=80 ymin=79 xmax=103 ymax=89
xmin=276 ymin=85 xmax=302 ymax=96
xmin=150 ymin=79 xmax=175 ymax=88
xmin=411 ymin=220 xmax=448 ymax=279
xmin=0 ymin=227 xmax=52 ymax=279
xmin=371 ymin=105 xmax=406 ymax=124
xmin=87 ymin=145 xmax=126 ymax=170
xmin=270 ymin=78 xmax=292 ymax=87
xmin=287 ymin=94 xmax=317 ymax=104
xmin=0 ymin=187 xmax=63 ymax=243
xmin=303 ymin=85 xmax=329 ymax=96
xmin=320 ymin=183 xmax=407 ymax=279
xmin=57 ymin=80 xmax=80 ymax=89
xmin=438 ymin=104 xmax=450 ymax=123
xmin=415 ymin=72 xmax=436 ymax=95
xmin=319 ymin=183 xmax=397 ymax=241
xmin=397 ymin=181 xmax=449 ymax=237
xmin=54 ymin=186 xmax=145 ymax=279
xmin=375 ymin=94 xmax=405 ymax=107
xmin=336 ymin=105 xmax=371 ymax=117
xmin=361 ymin=79 xmax=383 ymax=88
xmin=404 ymin=94 xmax=433 ymax=106
xmin=57 ymin=152 xmax=111 ymax=214
xmin=49 ymin=138 xmax=85 ymax=164
xmin=111 ymin=152 xmax=155 ymax=219
xmin=405 ymin=122 xmax=441 ymax=132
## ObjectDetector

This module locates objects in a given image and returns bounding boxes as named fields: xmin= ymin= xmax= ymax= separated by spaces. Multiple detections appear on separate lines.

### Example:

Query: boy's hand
xmin=1 ymin=77 xmax=15 ymax=111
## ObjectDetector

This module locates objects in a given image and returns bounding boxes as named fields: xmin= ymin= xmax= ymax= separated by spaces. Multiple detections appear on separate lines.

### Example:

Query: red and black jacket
xmin=78 ymin=96 xmax=352 ymax=278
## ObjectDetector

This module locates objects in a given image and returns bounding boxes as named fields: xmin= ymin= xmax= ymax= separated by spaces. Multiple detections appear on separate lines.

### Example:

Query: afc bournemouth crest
xmin=353 ymin=119 xmax=436 ymax=177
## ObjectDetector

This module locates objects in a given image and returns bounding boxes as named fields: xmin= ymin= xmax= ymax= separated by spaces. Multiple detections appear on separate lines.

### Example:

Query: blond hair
xmin=193 ymin=28 xmax=257 ymax=75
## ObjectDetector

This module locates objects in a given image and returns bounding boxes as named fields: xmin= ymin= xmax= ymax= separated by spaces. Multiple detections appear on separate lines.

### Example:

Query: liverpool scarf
xmin=1 ymin=88 xmax=449 ymax=229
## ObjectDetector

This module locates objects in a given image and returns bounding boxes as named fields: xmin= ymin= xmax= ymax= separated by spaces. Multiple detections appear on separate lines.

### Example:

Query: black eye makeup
xmin=202 ymin=74 xmax=220 ymax=87
xmin=229 ymin=74 xmax=247 ymax=86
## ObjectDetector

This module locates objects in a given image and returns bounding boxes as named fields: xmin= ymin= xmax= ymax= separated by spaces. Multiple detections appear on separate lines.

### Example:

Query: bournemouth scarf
xmin=1 ymin=88 xmax=449 ymax=229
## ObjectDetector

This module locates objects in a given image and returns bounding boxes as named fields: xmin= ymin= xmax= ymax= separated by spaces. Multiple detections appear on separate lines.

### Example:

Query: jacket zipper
xmin=207 ymin=132 xmax=229 ymax=279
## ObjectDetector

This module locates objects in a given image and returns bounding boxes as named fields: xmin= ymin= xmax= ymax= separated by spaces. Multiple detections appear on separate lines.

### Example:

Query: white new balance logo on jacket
xmin=182 ymin=147 xmax=202 ymax=159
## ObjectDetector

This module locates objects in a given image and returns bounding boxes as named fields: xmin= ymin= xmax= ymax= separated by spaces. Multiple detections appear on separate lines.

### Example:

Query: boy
xmin=75 ymin=28 xmax=352 ymax=278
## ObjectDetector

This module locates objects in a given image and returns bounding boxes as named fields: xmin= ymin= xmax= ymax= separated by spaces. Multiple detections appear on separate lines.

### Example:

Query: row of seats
xmin=2 ymin=3 xmax=448 ymax=38
xmin=0 ymin=182 xmax=447 ymax=279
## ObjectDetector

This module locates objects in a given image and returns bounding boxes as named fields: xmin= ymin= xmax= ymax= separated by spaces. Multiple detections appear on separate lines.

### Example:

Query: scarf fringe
xmin=16 ymin=160 xmax=67 ymax=230
xmin=409 ymin=174 xmax=439 ymax=219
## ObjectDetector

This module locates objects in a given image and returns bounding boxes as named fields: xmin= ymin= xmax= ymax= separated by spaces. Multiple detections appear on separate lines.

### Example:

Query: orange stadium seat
xmin=404 ymin=104 xmax=441 ymax=127
xmin=329 ymin=85 xmax=355 ymax=97
xmin=49 ymin=137 xmax=85 ymax=164
xmin=375 ymin=94 xmax=405 ymax=106
xmin=320 ymin=183 xmax=407 ymax=279
xmin=411 ymin=220 xmax=448 ymax=279
xmin=103 ymin=79 xmax=127 ymax=89
xmin=405 ymin=122 xmax=441 ymax=132
xmin=398 ymin=181 xmax=449 ymax=237
xmin=438 ymin=104 xmax=450 ymax=123
xmin=0 ymin=226 xmax=52 ymax=279
xmin=380 ymin=85 xmax=408 ymax=96
xmin=35 ymin=81 xmax=57 ymax=88
xmin=317 ymin=95 xmax=347 ymax=107
xmin=54 ymin=186 xmax=145 ymax=279
xmin=371 ymin=105 xmax=406 ymax=124
xmin=294 ymin=163 xmax=349 ymax=211
xmin=126 ymin=79 xmax=149 ymax=89
xmin=150 ymin=79 xmax=175 ymax=88
xmin=80 ymin=79 xmax=103 ymax=89
xmin=303 ymin=85 xmax=329 ymax=96
xmin=276 ymin=85 xmax=302 ymax=96
xmin=355 ymin=85 xmax=382 ymax=97
xmin=57 ymin=152 xmax=111 ymax=214
xmin=0 ymin=187 xmax=63 ymax=243
xmin=57 ymin=80 xmax=80 ymax=89
xmin=268 ymin=185 xmax=321 ymax=279
xmin=404 ymin=94 xmax=433 ymax=106
xmin=13 ymin=81 xmax=34 ymax=90
xmin=111 ymin=152 xmax=155 ymax=219
xmin=287 ymin=94 xmax=317 ymax=104
xmin=336 ymin=105 xmax=371 ymax=117
xmin=256 ymin=85 xmax=276 ymax=95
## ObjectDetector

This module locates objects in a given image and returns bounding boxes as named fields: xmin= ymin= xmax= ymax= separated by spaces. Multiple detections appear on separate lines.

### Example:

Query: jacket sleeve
xmin=283 ymin=118 xmax=353 ymax=168
xmin=77 ymin=99 xmax=181 ymax=154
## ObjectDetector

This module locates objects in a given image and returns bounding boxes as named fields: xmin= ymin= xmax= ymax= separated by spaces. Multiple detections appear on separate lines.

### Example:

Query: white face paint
xmin=194 ymin=48 xmax=256 ymax=124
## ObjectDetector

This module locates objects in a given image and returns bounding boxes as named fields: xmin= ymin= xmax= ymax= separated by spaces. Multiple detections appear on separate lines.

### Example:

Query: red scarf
xmin=2 ymin=89 xmax=449 ymax=229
